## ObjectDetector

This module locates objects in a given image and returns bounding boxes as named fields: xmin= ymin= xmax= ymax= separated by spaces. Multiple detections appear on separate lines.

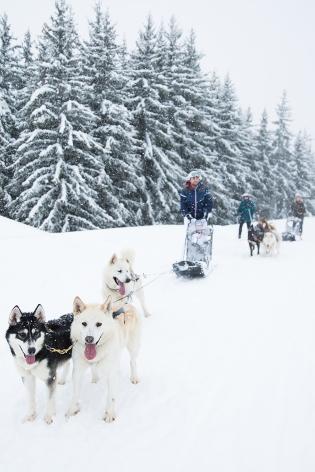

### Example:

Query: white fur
xmin=262 ymin=231 xmax=280 ymax=256
xmin=102 ymin=249 xmax=152 ymax=318
xmin=67 ymin=295 xmax=141 ymax=422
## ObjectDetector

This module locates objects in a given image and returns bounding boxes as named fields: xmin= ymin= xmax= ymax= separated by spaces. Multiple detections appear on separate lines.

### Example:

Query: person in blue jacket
xmin=237 ymin=193 xmax=256 ymax=238
xmin=179 ymin=170 xmax=213 ymax=221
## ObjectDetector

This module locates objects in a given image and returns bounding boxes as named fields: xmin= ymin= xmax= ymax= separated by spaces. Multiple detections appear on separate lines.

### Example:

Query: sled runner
xmin=282 ymin=216 xmax=302 ymax=241
xmin=173 ymin=219 xmax=213 ymax=278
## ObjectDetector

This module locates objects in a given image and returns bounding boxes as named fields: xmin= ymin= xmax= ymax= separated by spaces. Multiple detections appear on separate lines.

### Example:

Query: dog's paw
xmin=22 ymin=412 xmax=37 ymax=423
xmin=44 ymin=414 xmax=53 ymax=425
xmin=144 ymin=311 xmax=152 ymax=318
xmin=66 ymin=403 xmax=80 ymax=418
xmin=103 ymin=411 xmax=116 ymax=423
xmin=58 ymin=379 xmax=66 ymax=385
xmin=91 ymin=375 xmax=99 ymax=384
xmin=130 ymin=375 xmax=140 ymax=384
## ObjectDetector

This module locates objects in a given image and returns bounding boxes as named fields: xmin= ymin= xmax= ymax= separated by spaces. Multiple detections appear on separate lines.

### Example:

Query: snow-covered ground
xmin=1 ymin=216 xmax=314 ymax=472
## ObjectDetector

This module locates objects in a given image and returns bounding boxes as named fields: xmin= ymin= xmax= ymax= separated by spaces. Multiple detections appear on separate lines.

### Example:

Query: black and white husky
xmin=5 ymin=305 xmax=73 ymax=424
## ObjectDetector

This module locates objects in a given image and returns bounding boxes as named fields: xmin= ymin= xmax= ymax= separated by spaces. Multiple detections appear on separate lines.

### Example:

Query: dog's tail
xmin=121 ymin=248 xmax=135 ymax=266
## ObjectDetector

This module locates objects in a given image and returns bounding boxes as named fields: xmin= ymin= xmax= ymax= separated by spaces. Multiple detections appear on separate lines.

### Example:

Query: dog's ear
xmin=101 ymin=295 xmax=112 ymax=314
xmin=121 ymin=249 xmax=134 ymax=266
xmin=9 ymin=306 xmax=22 ymax=325
xmin=33 ymin=304 xmax=45 ymax=322
xmin=109 ymin=254 xmax=117 ymax=265
xmin=73 ymin=296 xmax=86 ymax=316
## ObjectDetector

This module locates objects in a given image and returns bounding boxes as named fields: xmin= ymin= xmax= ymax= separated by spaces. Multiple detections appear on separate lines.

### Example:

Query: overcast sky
xmin=1 ymin=0 xmax=314 ymax=142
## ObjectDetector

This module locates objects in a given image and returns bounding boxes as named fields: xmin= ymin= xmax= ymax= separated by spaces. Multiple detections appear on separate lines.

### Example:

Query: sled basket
xmin=173 ymin=219 xmax=213 ymax=278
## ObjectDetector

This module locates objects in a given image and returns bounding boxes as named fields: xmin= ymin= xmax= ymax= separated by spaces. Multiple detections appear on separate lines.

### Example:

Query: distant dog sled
xmin=282 ymin=216 xmax=302 ymax=241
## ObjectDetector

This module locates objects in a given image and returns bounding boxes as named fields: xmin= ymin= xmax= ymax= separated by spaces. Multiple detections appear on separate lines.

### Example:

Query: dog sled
xmin=173 ymin=219 xmax=213 ymax=278
xmin=282 ymin=216 xmax=302 ymax=241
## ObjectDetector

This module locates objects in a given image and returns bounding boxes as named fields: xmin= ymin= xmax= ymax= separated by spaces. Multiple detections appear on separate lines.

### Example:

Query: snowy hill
xmin=1 ymin=217 xmax=315 ymax=472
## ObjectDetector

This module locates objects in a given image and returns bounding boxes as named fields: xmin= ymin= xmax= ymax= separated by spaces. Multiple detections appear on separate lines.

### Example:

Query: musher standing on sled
xmin=290 ymin=193 xmax=306 ymax=235
xmin=179 ymin=170 xmax=213 ymax=222
xmin=173 ymin=170 xmax=213 ymax=278
xmin=237 ymin=193 xmax=256 ymax=239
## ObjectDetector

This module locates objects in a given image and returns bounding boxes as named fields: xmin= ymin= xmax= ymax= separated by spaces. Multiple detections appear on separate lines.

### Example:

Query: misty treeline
xmin=0 ymin=0 xmax=314 ymax=231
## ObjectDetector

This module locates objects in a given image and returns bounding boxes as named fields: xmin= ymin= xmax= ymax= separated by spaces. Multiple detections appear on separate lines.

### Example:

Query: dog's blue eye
xmin=96 ymin=322 xmax=102 ymax=327
xmin=82 ymin=322 xmax=87 ymax=327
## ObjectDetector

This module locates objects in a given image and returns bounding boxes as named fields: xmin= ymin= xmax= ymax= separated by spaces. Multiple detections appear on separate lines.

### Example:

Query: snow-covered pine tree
xmin=0 ymin=14 xmax=19 ymax=216
xmin=83 ymin=3 xmax=143 ymax=226
xmin=126 ymin=15 xmax=183 ymax=224
xmin=164 ymin=19 xmax=198 ymax=175
xmin=174 ymin=29 xmax=213 ymax=170
xmin=255 ymin=109 xmax=273 ymax=217
xmin=237 ymin=108 xmax=264 ymax=211
xmin=154 ymin=21 xmax=187 ymax=222
xmin=9 ymin=0 xmax=120 ymax=232
xmin=270 ymin=91 xmax=295 ymax=217
xmin=215 ymin=75 xmax=248 ymax=223
xmin=200 ymin=72 xmax=228 ymax=224
xmin=293 ymin=131 xmax=315 ymax=205
xmin=16 ymin=31 xmax=36 ymax=109
xmin=301 ymin=133 xmax=315 ymax=213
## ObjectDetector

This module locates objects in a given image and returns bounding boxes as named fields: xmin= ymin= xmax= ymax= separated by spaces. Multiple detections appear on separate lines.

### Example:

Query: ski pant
xmin=239 ymin=220 xmax=251 ymax=238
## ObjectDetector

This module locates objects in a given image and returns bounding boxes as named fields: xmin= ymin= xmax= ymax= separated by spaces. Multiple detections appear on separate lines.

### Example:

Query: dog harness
xmin=112 ymin=306 xmax=125 ymax=319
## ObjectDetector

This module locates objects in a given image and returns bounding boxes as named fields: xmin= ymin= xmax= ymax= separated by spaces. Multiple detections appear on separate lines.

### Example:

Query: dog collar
xmin=45 ymin=344 xmax=72 ymax=355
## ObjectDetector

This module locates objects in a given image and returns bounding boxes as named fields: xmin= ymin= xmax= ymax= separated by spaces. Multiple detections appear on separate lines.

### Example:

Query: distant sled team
xmin=247 ymin=217 xmax=281 ymax=257
xmin=5 ymin=250 xmax=150 ymax=424
xmin=236 ymin=191 xmax=306 ymax=257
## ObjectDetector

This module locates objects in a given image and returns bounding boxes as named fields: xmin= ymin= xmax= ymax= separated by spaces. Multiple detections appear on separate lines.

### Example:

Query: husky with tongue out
xmin=67 ymin=294 xmax=141 ymax=422
xmin=5 ymin=305 xmax=72 ymax=424
xmin=102 ymin=249 xmax=152 ymax=318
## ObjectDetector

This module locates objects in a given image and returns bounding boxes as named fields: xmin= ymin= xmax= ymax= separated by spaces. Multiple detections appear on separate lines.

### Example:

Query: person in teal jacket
xmin=237 ymin=193 xmax=256 ymax=238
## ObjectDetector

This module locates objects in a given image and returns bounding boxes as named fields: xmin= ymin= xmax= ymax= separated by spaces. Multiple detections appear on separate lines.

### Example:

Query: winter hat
xmin=241 ymin=192 xmax=253 ymax=199
xmin=187 ymin=169 xmax=202 ymax=180
xmin=295 ymin=192 xmax=302 ymax=198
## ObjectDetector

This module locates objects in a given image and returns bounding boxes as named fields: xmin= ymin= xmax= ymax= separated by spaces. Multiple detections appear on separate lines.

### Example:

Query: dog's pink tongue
xmin=85 ymin=344 xmax=97 ymax=360
xmin=25 ymin=355 xmax=36 ymax=365
xmin=118 ymin=281 xmax=125 ymax=296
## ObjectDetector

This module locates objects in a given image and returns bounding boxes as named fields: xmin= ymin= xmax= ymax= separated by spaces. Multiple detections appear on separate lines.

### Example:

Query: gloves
xmin=185 ymin=214 xmax=193 ymax=221
xmin=205 ymin=212 xmax=212 ymax=222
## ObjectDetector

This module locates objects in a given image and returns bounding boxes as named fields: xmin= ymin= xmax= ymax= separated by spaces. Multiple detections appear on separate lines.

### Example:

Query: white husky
xmin=67 ymin=295 xmax=141 ymax=422
xmin=262 ymin=231 xmax=280 ymax=256
xmin=102 ymin=249 xmax=152 ymax=318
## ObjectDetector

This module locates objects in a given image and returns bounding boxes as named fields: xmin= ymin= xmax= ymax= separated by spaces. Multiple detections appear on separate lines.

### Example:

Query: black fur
xmin=248 ymin=225 xmax=263 ymax=256
xmin=5 ymin=310 xmax=73 ymax=386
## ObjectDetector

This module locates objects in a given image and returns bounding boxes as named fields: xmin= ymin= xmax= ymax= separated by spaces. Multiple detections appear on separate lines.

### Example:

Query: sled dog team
xmin=4 ymin=219 xmax=282 ymax=425
xmin=5 ymin=250 xmax=151 ymax=424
